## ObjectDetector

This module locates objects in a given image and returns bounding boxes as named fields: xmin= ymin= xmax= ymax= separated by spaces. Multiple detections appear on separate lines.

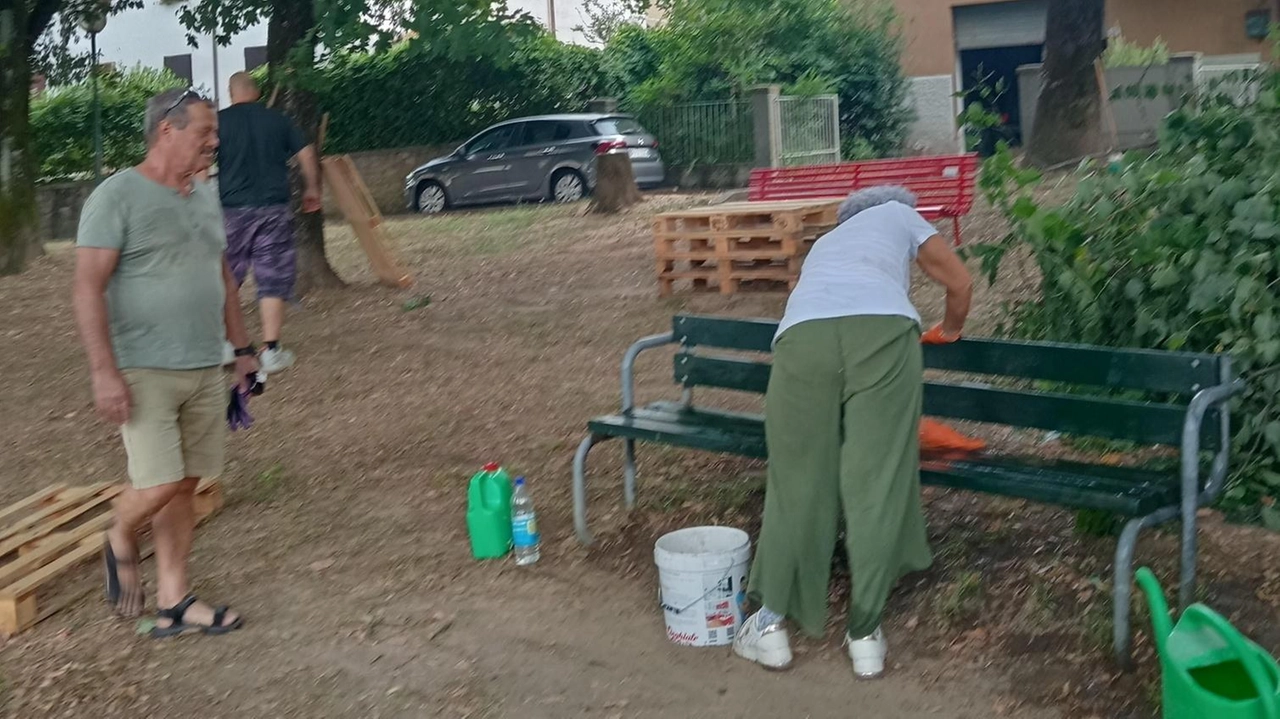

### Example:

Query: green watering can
xmin=1136 ymin=567 xmax=1279 ymax=719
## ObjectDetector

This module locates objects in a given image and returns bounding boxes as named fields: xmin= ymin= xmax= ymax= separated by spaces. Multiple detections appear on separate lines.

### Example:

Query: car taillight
xmin=594 ymin=139 xmax=627 ymax=155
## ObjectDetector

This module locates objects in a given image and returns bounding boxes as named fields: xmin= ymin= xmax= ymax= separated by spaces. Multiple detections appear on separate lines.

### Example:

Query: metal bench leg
xmin=574 ymin=434 xmax=606 ymax=545
xmin=623 ymin=439 xmax=638 ymax=510
xmin=1112 ymin=505 xmax=1178 ymax=669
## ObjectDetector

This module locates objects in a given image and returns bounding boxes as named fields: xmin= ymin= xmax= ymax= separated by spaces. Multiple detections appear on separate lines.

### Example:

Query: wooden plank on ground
xmin=0 ymin=485 xmax=107 ymax=544
xmin=322 ymin=155 xmax=413 ymax=289
xmin=0 ymin=485 xmax=122 ymax=558
xmin=0 ymin=485 xmax=67 ymax=527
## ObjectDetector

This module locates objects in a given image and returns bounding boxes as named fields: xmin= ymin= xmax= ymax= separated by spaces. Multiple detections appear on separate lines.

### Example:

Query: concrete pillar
xmin=750 ymin=84 xmax=782 ymax=168
xmin=587 ymin=97 xmax=619 ymax=113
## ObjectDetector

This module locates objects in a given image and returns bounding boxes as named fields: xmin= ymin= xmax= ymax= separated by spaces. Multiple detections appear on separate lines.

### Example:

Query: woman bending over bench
xmin=733 ymin=186 xmax=974 ymax=679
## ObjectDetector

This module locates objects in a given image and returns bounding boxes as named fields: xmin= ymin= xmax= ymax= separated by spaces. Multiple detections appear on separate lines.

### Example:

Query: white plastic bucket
xmin=654 ymin=526 xmax=751 ymax=647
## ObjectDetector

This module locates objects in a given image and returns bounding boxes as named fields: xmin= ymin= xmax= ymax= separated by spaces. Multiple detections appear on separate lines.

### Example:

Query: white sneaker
xmin=259 ymin=347 xmax=296 ymax=374
xmin=732 ymin=611 xmax=793 ymax=671
xmin=846 ymin=626 xmax=887 ymax=679
xmin=222 ymin=341 xmax=235 ymax=366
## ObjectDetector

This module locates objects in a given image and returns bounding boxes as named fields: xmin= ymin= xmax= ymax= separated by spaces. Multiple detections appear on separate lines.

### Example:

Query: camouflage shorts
xmin=224 ymin=204 xmax=295 ymax=300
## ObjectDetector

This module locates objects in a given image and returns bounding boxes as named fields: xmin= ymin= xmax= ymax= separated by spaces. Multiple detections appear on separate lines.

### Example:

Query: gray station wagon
xmin=404 ymin=114 xmax=665 ymax=214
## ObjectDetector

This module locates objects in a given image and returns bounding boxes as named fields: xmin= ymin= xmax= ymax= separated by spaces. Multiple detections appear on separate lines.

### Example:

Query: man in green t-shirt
xmin=73 ymin=88 xmax=257 ymax=638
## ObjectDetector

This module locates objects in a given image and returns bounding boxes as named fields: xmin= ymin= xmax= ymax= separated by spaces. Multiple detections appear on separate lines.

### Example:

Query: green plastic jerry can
xmin=1136 ymin=567 xmax=1279 ymax=719
xmin=467 ymin=463 xmax=513 ymax=559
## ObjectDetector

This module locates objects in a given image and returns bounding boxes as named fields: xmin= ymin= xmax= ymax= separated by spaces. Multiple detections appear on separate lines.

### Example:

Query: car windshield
xmin=592 ymin=117 xmax=646 ymax=136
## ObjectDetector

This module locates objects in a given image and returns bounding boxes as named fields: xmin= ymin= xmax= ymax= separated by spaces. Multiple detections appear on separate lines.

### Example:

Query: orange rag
xmin=920 ymin=417 xmax=986 ymax=454
xmin=921 ymin=324 xmax=961 ymax=345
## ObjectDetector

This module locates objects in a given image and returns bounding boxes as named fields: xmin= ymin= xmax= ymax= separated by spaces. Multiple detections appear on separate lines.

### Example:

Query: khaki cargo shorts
xmin=120 ymin=367 xmax=226 ymax=488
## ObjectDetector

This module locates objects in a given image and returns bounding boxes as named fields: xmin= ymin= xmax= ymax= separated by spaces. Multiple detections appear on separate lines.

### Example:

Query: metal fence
xmin=638 ymin=99 xmax=755 ymax=168
xmin=774 ymin=94 xmax=841 ymax=167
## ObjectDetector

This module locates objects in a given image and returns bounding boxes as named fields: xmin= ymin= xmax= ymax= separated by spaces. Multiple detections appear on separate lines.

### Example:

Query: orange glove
xmin=919 ymin=418 xmax=986 ymax=454
xmin=921 ymin=324 xmax=961 ymax=345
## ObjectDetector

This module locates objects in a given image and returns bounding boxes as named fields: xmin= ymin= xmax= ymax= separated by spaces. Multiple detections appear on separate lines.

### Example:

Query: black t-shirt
xmin=217 ymin=103 xmax=306 ymax=208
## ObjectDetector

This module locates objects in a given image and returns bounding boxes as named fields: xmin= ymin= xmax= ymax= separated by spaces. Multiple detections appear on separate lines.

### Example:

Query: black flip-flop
xmin=102 ymin=538 xmax=137 ymax=606
xmin=151 ymin=594 xmax=244 ymax=639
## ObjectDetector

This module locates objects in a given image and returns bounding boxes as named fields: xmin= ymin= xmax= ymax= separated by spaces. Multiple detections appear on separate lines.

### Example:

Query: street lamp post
xmin=79 ymin=5 xmax=108 ymax=183
xmin=90 ymin=32 xmax=102 ymax=182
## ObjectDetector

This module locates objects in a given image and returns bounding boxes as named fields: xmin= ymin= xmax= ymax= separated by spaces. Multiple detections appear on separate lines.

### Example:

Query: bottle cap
xmin=482 ymin=462 xmax=500 ymax=472
xmin=514 ymin=477 xmax=525 ymax=485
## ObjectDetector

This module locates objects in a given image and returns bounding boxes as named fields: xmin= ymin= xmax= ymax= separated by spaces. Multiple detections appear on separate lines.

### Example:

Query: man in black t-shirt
xmin=217 ymin=71 xmax=322 ymax=374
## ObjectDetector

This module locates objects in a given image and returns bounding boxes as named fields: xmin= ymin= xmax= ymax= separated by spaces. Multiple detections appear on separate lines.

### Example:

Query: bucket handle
xmin=1181 ymin=604 xmax=1278 ymax=719
xmin=659 ymin=567 xmax=735 ymax=617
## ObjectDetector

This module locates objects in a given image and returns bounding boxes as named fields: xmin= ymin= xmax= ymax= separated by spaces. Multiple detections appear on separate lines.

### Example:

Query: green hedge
xmin=31 ymin=67 xmax=184 ymax=182
xmin=317 ymin=35 xmax=610 ymax=153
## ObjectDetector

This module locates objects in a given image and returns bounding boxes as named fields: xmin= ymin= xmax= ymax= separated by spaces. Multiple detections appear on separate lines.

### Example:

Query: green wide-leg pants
xmin=748 ymin=315 xmax=933 ymax=638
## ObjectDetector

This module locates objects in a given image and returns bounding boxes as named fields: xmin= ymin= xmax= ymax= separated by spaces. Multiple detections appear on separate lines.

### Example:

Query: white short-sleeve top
xmin=774 ymin=201 xmax=940 ymax=345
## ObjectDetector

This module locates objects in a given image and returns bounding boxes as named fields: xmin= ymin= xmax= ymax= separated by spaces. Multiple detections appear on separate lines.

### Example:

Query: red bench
xmin=748 ymin=154 xmax=980 ymax=244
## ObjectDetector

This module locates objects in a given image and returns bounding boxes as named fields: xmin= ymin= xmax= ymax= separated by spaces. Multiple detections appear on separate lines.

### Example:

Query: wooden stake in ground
xmin=586 ymin=154 xmax=643 ymax=214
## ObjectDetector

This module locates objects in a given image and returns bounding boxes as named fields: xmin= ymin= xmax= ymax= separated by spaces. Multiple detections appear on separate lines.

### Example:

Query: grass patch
xmin=401 ymin=294 xmax=432 ymax=312
xmin=938 ymin=570 xmax=985 ymax=624
xmin=252 ymin=464 xmax=287 ymax=503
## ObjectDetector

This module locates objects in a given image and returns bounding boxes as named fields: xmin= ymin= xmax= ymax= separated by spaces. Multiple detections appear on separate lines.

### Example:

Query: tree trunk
xmin=1024 ymin=0 xmax=1107 ymax=168
xmin=267 ymin=0 xmax=342 ymax=296
xmin=586 ymin=154 xmax=643 ymax=214
xmin=0 ymin=5 xmax=39 ymax=276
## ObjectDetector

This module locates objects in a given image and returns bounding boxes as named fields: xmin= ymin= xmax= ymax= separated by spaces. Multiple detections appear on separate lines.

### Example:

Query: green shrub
xmin=973 ymin=70 xmax=1280 ymax=515
xmin=611 ymin=0 xmax=908 ymax=160
xmin=30 ymin=66 xmax=184 ymax=181
xmin=1104 ymin=35 xmax=1170 ymax=68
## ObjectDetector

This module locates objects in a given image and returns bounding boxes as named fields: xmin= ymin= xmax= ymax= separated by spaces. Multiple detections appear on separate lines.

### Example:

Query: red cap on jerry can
xmin=482 ymin=462 xmax=500 ymax=472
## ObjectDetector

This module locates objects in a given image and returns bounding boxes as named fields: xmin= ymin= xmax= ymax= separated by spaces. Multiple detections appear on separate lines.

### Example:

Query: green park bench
xmin=572 ymin=314 xmax=1246 ymax=666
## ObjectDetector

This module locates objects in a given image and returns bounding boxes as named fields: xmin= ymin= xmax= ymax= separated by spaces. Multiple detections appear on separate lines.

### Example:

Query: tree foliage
xmin=609 ymin=0 xmax=907 ymax=157
xmin=30 ymin=66 xmax=182 ymax=181
xmin=973 ymin=67 xmax=1280 ymax=516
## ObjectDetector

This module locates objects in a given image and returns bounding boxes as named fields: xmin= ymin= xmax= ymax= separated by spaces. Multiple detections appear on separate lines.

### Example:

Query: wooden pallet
xmin=0 ymin=480 xmax=223 ymax=636
xmin=654 ymin=200 xmax=836 ymax=296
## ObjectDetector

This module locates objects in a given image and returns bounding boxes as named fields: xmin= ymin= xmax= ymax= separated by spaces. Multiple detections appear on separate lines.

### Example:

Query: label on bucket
xmin=659 ymin=566 xmax=749 ymax=647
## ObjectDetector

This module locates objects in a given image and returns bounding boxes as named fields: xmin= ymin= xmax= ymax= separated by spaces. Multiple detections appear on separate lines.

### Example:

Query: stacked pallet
xmin=653 ymin=200 xmax=840 ymax=296
xmin=0 ymin=480 xmax=222 ymax=636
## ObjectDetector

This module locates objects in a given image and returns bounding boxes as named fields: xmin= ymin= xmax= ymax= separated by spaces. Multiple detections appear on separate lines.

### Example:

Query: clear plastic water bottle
xmin=511 ymin=477 xmax=541 ymax=566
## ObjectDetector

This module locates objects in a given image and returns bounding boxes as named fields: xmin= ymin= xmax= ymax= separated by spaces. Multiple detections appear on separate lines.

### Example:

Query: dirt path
xmin=1 ymin=194 xmax=1272 ymax=718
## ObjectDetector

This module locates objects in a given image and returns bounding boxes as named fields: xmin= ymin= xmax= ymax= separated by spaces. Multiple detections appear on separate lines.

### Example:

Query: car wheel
xmin=550 ymin=170 xmax=585 ymax=204
xmin=416 ymin=182 xmax=448 ymax=214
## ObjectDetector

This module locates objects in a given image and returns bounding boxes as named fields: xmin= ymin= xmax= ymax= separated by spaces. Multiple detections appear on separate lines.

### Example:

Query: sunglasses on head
xmin=161 ymin=88 xmax=205 ymax=119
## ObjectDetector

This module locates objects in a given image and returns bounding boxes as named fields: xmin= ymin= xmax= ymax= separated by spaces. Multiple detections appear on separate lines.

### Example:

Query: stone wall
xmin=33 ymin=143 xmax=462 ymax=241
xmin=904 ymin=75 xmax=962 ymax=155
xmin=36 ymin=180 xmax=96 ymax=242
xmin=329 ymin=143 xmax=459 ymax=218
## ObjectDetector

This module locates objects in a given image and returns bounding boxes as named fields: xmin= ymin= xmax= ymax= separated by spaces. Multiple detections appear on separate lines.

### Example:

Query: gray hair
xmin=144 ymin=89 xmax=211 ymax=144
xmin=836 ymin=185 xmax=918 ymax=224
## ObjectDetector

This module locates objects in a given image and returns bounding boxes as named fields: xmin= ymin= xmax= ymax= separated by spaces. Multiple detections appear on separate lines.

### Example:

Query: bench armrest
xmin=1180 ymin=378 xmax=1247 ymax=505
xmin=622 ymin=332 xmax=676 ymax=414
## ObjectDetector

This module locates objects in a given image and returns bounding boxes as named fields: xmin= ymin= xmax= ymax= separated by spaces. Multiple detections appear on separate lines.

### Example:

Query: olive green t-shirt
xmin=76 ymin=169 xmax=227 ymax=370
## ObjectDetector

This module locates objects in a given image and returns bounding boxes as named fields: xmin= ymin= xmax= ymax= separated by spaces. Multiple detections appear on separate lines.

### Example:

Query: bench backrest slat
xmin=674 ymin=315 xmax=1227 ymax=394
xmin=748 ymin=154 xmax=979 ymax=214
xmin=674 ymin=315 xmax=776 ymax=353
xmin=924 ymin=339 xmax=1224 ymax=394
xmin=674 ymin=355 xmax=1220 ymax=448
